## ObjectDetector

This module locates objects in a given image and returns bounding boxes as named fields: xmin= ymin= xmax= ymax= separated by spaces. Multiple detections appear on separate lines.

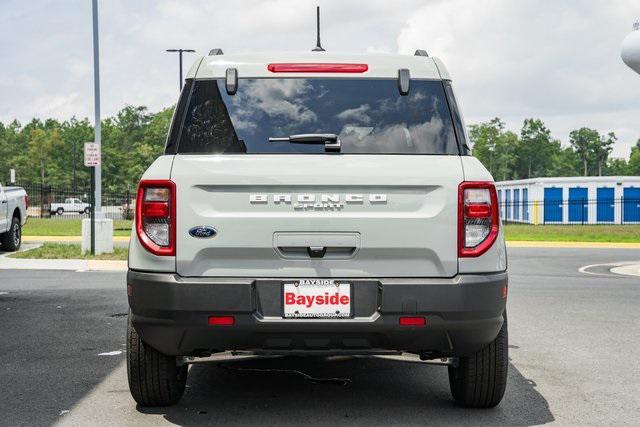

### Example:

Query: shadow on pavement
xmin=138 ymin=355 xmax=554 ymax=426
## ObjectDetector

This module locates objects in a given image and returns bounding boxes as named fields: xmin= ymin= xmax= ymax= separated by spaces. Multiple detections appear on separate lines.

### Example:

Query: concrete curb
xmin=23 ymin=236 xmax=640 ymax=249
xmin=507 ymin=241 xmax=640 ymax=249
xmin=23 ymin=236 xmax=130 ymax=243
xmin=0 ymin=257 xmax=127 ymax=272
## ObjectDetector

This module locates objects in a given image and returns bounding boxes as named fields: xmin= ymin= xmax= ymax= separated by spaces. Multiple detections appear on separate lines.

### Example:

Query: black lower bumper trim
xmin=127 ymin=271 xmax=507 ymax=357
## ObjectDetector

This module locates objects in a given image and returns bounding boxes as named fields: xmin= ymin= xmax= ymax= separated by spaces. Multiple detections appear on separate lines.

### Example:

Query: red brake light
xmin=458 ymin=181 xmax=499 ymax=257
xmin=267 ymin=63 xmax=368 ymax=73
xmin=208 ymin=316 xmax=235 ymax=326
xmin=465 ymin=203 xmax=491 ymax=218
xmin=24 ymin=195 xmax=29 ymax=210
xmin=136 ymin=180 xmax=176 ymax=256
xmin=142 ymin=201 xmax=169 ymax=218
xmin=399 ymin=316 xmax=426 ymax=327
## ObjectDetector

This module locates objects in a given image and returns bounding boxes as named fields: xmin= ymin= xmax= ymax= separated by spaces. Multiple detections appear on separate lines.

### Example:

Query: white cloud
xmin=397 ymin=0 xmax=640 ymax=157
xmin=1 ymin=0 xmax=639 ymax=158
xmin=336 ymin=104 xmax=372 ymax=124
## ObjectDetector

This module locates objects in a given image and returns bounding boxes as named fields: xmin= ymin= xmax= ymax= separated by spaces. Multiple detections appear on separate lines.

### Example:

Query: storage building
xmin=494 ymin=176 xmax=640 ymax=224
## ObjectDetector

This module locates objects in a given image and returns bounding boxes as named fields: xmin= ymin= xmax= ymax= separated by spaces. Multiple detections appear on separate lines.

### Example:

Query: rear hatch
xmin=169 ymin=75 xmax=464 ymax=278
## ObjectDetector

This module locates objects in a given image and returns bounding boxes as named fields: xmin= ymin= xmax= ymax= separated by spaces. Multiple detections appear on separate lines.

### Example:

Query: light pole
xmin=166 ymin=49 xmax=195 ymax=91
xmin=92 ymin=0 xmax=101 ymax=217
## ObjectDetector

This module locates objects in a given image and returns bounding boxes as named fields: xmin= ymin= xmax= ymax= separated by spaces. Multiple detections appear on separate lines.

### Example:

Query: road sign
xmin=84 ymin=142 xmax=101 ymax=167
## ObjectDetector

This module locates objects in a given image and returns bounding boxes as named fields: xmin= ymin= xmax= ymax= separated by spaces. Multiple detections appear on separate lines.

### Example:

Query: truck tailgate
xmin=171 ymin=154 xmax=462 ymax=278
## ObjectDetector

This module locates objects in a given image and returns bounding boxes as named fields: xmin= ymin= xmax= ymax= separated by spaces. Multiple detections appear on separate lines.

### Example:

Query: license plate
xmin=283 ymin=280 xmax=351 ymax=319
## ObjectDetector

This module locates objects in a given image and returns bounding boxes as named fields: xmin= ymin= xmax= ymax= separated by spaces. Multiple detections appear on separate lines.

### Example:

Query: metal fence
xmin=501 ymin=198 xmax=640 ymax=225
xmin=19 ymin=182 xmax=135 ymax=220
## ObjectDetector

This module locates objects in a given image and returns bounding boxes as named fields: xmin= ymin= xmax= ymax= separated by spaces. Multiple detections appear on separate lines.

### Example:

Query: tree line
xmin=0 ymin=106 xmax=173 ymax=193
xmin=470 ymin=117 xmax=640 ymax=181
xmin=1 ymin=108 xmax=638 ymax=194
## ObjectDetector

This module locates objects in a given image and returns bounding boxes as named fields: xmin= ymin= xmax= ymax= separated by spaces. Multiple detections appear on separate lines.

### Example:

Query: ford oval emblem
xmin=189 ymin=226 xmax=217 ymax=238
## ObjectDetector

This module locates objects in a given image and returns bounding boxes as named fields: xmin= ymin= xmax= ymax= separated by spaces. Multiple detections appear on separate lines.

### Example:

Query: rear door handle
xmin=307 ymin=246 xmax=327 ymax=258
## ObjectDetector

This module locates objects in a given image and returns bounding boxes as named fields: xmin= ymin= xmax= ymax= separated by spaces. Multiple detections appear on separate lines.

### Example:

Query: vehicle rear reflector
xmin=458 ymin=181 xmax=499 ymax=257
xmin=399 ymin=316 xmax=426 ymax=327
xmin=267 ymin=63 xmax=368 ymax=73
xmin=136 ymin=180 xmax=176 ymax=256
xmin=208 ymin=316 xmax=235 ymax=326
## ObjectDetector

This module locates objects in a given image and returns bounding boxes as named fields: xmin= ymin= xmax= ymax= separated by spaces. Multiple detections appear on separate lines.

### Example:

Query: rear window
xmin=173 ymin=78 xmax=460 ymax=155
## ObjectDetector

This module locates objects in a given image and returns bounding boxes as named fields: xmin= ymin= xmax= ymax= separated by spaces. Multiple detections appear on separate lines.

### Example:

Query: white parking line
xmin=579 ymin=261 xmax=640 ymax=277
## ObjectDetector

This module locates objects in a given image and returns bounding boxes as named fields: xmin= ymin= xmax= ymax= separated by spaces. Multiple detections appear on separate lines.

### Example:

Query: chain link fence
xmin=501 ymin=198 xmax=640 ymax=225
xmin=18 ymin=182 xmax=135 ymax=220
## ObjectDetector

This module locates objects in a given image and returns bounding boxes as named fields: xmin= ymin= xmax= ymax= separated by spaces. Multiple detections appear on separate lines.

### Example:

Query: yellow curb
xmin=23 ymin=236 xmax=130 ymax=242
xmin=506 ymin=241 xmax=640 ymax=249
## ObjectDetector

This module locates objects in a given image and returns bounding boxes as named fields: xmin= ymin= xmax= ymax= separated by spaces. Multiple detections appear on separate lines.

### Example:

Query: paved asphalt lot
xmin=1 ymin=248 xmax=639 ymax=426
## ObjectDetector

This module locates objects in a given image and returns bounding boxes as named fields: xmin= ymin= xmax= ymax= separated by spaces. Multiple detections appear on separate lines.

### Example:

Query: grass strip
xmin=9 ymin=243 xmax=128 ymax=260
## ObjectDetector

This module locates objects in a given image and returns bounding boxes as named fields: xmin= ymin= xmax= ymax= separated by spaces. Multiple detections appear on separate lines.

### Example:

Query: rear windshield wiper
xmin=269 ymin=134 xmax=341 ymax=152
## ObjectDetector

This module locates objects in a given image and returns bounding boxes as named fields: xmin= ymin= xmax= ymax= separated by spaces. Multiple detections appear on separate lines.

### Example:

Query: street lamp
xmin=166 ymin=49 xmax=196 ymax=91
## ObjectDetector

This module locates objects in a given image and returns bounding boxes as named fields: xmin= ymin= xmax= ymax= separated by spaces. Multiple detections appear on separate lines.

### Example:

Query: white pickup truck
xmin=0 ymin=182 xmax=28 ymax=251
xmin=126 ymin=51 xmax=508 ymax=409
xmin=50 ymin=198 xmax=90 ymax=215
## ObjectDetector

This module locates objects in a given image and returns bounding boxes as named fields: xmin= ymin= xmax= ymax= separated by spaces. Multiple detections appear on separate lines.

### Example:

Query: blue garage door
xmin=568 ymin=187 xmax=588 ymax=223
xmin=506 ymin=189 xmax=511 ymax=220
xmin=513 ymin=189 xmax=520 ymax=220
xmin=596 ymin=187 xmax=614 ymax=223
xmin=623 ymin=187 xmax=640 ymax=223
xmin=544 ymin=187 xmax=563 ymax=223
xmin=522 ymin=188 xmax=529 ymax=222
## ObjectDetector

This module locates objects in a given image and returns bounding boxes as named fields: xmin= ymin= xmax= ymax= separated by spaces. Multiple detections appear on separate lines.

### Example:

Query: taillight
xmin=24 ymin=195 xmax=29 ymax=210
xmin=458 ymin=181 xmax=499 ymax=257
xmin=136 ymin=180 xmax=176 ymax=256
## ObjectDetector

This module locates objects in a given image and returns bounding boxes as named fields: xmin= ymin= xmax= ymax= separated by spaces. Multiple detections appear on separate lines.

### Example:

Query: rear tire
xmin=127 ymin=312 xmax=187 ymax=406
xmin=1 ymin=217 xmax=21 ymax=252
xmin=56 ymin=207 xmax=64 ymax=215
xmin=448 ymin=312 xmax=508 ymax=408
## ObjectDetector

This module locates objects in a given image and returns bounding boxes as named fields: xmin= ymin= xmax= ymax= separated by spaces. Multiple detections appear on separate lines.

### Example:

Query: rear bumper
xmin=127 ymin=270 xmax=508 ymax=357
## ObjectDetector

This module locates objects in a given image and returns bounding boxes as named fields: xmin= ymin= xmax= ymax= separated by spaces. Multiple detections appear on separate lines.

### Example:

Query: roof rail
xmin=414 ymin=49 xmax=429 ymax=57
xmin=208 ymin=48 xmax=224 ymax=56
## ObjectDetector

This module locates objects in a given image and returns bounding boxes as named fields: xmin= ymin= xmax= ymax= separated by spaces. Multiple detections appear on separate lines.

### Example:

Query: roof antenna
xmin=312 ymin=6 xmax=325 ymax=52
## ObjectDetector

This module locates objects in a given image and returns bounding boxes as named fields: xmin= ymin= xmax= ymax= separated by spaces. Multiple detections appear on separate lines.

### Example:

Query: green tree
xmin=595 ymin=132 xmax=616 ymax=176
xmin=605 ymin=158 xmax=629 ymax=175
xmin=517 ymin=118 xmax=559 ymax=178
xmin=569 ymin=128 xmax=598 ymax=176
xmin=27 ymin=127 xmax=64 ymax=185
xmin=469 ymin=118 xmax=504 ymax=176
xmin=627 ymin=139 xmax=640 ymax=175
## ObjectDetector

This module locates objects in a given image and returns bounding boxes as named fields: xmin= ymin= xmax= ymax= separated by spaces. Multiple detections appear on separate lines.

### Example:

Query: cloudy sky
xmin=1 ymin=0 xmax=639 ymax=157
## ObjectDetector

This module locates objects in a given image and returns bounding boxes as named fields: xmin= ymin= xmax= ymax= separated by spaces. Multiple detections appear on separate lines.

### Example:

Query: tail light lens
xmin=458 ymin=181 xmax=499 ymax=257
xmin=267 ymin=63 xmax=368 ymax=73
xmin=136 ymin=180 xmax=175 ymax=256
xmin=24 ymin=195 xmax=29 ymax=210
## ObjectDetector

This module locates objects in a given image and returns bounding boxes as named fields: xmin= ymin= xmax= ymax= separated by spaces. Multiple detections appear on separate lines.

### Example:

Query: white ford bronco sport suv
xmin=127 ymin=50 xmax=508 ymax=408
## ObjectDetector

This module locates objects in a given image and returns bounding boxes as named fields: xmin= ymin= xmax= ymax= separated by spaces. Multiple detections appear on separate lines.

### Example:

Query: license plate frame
xmin=282 ymin=279 xmax=352 ymax=319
